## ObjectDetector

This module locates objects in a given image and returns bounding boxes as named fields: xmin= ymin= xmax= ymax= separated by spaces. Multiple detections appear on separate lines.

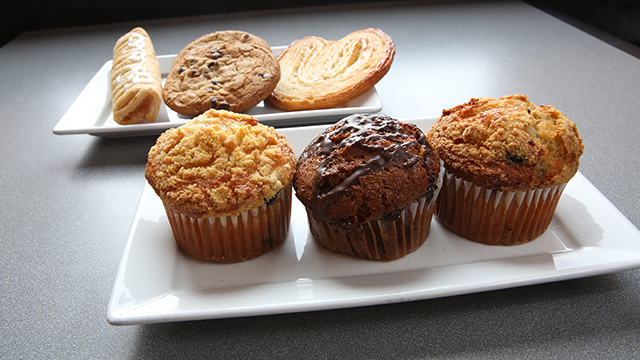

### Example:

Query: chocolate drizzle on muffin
xmin=294 ymin=114 xmax=441 ymax=229
xmin=312 ymin=115 xmax=430 ymax=203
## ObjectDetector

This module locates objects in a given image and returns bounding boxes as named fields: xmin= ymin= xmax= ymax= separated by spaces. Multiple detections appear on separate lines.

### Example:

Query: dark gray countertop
xmin=2 ymin=0 xmax=639 ymax=358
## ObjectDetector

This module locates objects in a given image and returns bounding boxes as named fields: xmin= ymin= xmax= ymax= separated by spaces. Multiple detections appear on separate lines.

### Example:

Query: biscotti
xmin=427 ymin=94 xmax=584 ymax=245
xmin=163 ymin=30 xmax=280 ymax=116
xmin=110 ymin=27 xmax=163 ymax=125
xmin=145 ymin=110 xmax=296 ymax=262
xmin=294 ymin=114 xmax=442 ymax=261
xmin=269 ymin=28 xmax=395 ymax=111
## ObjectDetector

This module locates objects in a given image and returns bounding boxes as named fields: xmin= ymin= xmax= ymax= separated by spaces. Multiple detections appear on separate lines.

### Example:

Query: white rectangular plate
xmin=53 ymin=47 xmax=382 ymax=137
xmin=107 ymin=117 xmax=640 ymax=325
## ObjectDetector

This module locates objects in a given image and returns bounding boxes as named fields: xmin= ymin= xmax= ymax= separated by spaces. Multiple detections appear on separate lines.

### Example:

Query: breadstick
xmin=110 ymin=27 xmax=162 ymax=125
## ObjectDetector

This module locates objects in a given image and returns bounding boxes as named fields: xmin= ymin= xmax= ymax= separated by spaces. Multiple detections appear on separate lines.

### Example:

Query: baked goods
xmin=269 ymin=28 xmax=395 ymax=111
xmin=427 ymin=94 xmax=584 ymax=245
xmin=145 ymin=109 xmax=296 ymax=262
xmin=110 ymin=27 xmax=162 ymax=125
xmin=294 ymin=114 xmax=442 ymax=261
xmin=163 ymin=30 xmax=280 ymax=116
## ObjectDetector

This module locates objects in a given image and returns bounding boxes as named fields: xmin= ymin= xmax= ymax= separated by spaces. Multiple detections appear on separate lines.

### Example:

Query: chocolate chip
xmin=210 ymin=97 xmax=230 ymax=110
xmin=210 ymin=49 xmax=222 ymax=59
xmin=178 ymin=67 xmax=185 ymax=74
xmin=211 ymin=80 xmax=221 ymax=86
xmin=263 ymin=73 xmax=273 ymax=80
xmin=189 ymin=69 xmax=200 ymax=77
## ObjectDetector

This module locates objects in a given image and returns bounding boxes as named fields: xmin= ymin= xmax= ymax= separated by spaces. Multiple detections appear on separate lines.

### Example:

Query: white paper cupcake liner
xmin=164 ymin=183 xmax=292 ymax=262
xmin=307 ymin=193 xmax=438 ymax=261
xmin=436 ymin=170 xmax=566 ymax=245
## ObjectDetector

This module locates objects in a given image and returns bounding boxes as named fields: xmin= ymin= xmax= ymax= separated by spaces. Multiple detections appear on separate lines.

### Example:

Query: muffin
xmin=427 ymin=94 xmax=584 ymax=245
xmin=145 ymin=109 xmax=296 ymax=262
xmin=294 ymin=114 xmax=442 ymax=261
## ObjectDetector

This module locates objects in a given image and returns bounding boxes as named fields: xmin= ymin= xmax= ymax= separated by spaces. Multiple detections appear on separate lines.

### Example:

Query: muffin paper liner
xmin=436 ymin=170 xmax=566 ymax=245
xmin=307 ymin=190 xmax=440 ymax=261
xmin=164 ymin=183 xmax=292 ymax=262
xmin=306 ymin=162 xmax=444 ymax=261
xmin=305 ymin=163 xmax=443 ymax=261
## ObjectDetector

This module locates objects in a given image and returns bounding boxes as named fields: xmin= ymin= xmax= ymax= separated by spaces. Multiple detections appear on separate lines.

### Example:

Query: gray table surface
xmin=2 ymin=0 xmax=640 ymax=358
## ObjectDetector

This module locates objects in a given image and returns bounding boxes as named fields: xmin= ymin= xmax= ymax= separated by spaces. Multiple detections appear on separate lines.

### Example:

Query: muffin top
xmin=294 ymin=114 xmax=441 ymax=228
xmin=145 ymin=109 xmax=296 ymax=218
xmin=427 ymin=94 xmax=584 ymax=191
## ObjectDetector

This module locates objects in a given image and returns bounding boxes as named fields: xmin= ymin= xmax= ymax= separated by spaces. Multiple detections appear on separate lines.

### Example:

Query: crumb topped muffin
xmin=428 ymin=94 xmax=583 ymax=191
xmin=427 ymin=94 xmax=584 ymax=245
xmin=294 ymin=113 xmax=442 ymax=261
xmin=145 ymin=109 xmax=296 ymax=262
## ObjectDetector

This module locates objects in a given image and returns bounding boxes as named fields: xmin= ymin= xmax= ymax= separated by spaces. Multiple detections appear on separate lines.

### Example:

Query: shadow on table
xmin=128 ymin=269 xmax=640 ymax=359
xmin=75 ymin=135 xmax=158 ymax=173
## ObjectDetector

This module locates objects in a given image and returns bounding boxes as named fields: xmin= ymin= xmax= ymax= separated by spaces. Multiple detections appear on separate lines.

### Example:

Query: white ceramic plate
xmin=52 ymin=47 xmax=382 ymax=137
xmin=107 ymin=117 xmax=640 ymax=325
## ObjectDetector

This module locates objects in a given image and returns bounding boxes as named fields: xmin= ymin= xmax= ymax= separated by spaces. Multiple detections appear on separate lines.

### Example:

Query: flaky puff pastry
xmin=269 ymin=28 xmax=395 ymax=111
xmin=110 ymin=27 xmax=162 ymax=125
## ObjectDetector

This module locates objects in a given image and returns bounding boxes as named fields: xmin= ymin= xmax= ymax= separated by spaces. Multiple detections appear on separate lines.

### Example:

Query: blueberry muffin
xmin=427 ymin=94 xmax=584 ymax=245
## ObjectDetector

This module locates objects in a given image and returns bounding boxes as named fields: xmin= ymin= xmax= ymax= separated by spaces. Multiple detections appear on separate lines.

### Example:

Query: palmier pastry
xmin=269 ymin=28 xmax=395 ymax=111
xmin=110 ymin=27 xmax=162 ymax=125
xmin=163 ymin=30 xmax=280 ymax=116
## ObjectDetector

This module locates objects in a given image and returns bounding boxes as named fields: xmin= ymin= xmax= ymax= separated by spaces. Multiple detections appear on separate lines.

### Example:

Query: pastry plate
xmin=107 ymin=117 xmax=640 ymax=325
xmin=53 ymin=47 xmax=382 ymax=137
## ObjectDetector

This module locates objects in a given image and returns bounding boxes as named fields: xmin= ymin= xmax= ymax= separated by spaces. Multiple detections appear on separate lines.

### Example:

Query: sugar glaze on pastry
xmin=110 ymin=27 xmax=162 ymax=125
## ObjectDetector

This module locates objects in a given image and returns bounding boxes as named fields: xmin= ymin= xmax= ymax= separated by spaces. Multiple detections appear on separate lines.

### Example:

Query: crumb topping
xmin=427 ymin=94 xmax=584 ymax=190
xmin=145 ymin=109 xmax=296 ymax=217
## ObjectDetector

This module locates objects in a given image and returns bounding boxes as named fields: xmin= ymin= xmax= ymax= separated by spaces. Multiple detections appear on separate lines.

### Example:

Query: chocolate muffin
xmin=294 ymin=114 xmax=442 ymax=261
xmin=427 ymin=94 xmax=584 ymax=245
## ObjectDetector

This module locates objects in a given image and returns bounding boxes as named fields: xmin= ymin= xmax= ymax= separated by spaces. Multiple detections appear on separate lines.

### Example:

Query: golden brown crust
xmin=268 ymin=28 xmax=395 ymax=111
xmin=427 ymin=94 xmax=584 ymax=191
xmin=145 ymin=110 xmax=296 ymax=218
xmin=110 ymin=27 xmax=162 ymax=125
xmin=187 ymin=31 xmax=272 ymax=51
xmin=162 ymin=30 xmax=280 ymax=116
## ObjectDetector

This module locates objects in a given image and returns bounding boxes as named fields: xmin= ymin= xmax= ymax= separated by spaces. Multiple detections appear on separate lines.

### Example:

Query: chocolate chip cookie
xmin=163 ymin=31 xmax=280 ymax=116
